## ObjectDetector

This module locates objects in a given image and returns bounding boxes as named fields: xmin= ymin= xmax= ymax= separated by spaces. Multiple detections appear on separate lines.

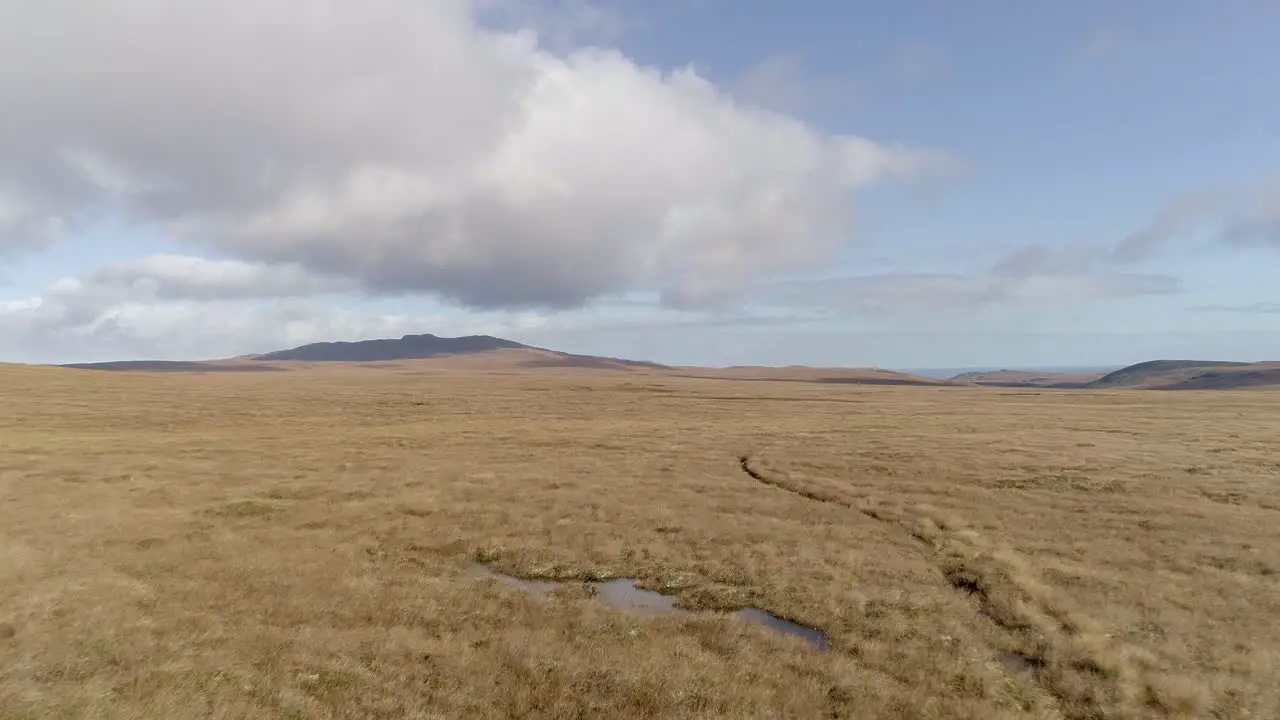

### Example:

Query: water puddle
xmin=595 ymin=579 xmax=684 ymax=615
xmin=1000 ymin=651 xmax=1040 ymax=678
xmin=734 ymin=608 xmax=832 ymax=651
xmin=466 ymin=564 xmax=562 ymax=593
xmin=468 ymin=565 xmax=830 ymax=651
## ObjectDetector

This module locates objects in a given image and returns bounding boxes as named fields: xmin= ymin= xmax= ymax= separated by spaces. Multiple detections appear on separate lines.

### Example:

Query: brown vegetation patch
xmin=992 ymin=471 xmax=1128 ymax=494
xmin=1 ymin=365 xmax=1277 ymax=718
xmin=206 ymin=499 xmax=287 ymax=518
xmin=736 ymin=452 xmax=1272 ymax=719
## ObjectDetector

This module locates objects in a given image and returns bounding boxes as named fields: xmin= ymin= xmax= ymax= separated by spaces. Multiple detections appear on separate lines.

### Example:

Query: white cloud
xmin=0 ymin=239 xmax=1185 ymax=364
xmin=0 ymin=255 xmax=358 ymax=361
xmin=475 ymin=0 xmax=626 ymax=50
xmin=0 ymin=0 xmax=950 ymax=311
xmin=0 ymin=250 xmax=604 ymax=363
xmin=0 ymin=288 xmax=526 ymax=365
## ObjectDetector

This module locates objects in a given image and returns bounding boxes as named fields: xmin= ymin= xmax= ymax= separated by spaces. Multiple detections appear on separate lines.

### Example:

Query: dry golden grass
xmin=1 ymin=361 xmax=1278 ymax=719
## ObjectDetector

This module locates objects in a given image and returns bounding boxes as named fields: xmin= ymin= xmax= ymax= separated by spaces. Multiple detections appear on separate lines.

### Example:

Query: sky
xmin=1 ymin=0 xmax=1277 ymax=368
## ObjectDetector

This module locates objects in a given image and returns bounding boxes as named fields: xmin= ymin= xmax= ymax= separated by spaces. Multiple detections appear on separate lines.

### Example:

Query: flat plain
xmin=1 ymin=362 xmax=1278 ymax=719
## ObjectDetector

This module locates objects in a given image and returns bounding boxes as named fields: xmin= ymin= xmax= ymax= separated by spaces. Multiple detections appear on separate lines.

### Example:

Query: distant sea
xmin=898 ymin=366 xmax=1122 ymax=380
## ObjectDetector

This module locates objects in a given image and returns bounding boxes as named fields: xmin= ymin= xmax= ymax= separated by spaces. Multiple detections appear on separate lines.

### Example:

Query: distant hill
xmin=62 ymin=360 xmax=283 ymax=373
xmin=254 ymin=333 xmax=668 ymax=370
xmin=678 ymin=366 xmax=953 ymax=387
xmin=943 ymin=361 xmax=1280 ymax=391
xmin=1085 ymin=360 xmax=1280 ymax=390
xmin=255 ymin=333 xmax=528 ymax=362
xmin=949 ymin=369 xmax=1107 ymax=389
xmin=57 ymin=334 xmax=669 ymax=373
xmin=1156 ymin=367 xmax=1280 ymax=390
xmin=52 ymin=337 xmax=1280 ymax=390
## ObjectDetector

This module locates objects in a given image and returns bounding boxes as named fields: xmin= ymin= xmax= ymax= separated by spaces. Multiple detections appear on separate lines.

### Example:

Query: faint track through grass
xmin=737 ymin=455 xmax=1204 ymax=720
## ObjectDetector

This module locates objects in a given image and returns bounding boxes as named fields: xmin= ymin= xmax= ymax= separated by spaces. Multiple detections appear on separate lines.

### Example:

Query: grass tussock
xmin=1 ymin=363 xmax=1278 ymax=718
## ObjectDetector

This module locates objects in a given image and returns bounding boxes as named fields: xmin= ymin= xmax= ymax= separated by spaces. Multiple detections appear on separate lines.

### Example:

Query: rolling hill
xmin=1084 ymin=360 xmax=1280 ymax=390
xmin=60 ymin=334 xmax=669 ymax=373
xmin=254 ymin=333 xmax=528 ymax=362
xmin=943 ymin=361 xmax=1280 ymax=391
xmin=253 ymin=333 xmax=673 ymax=370
xmin=948 ymin=369 xmax=1108 ymax=389
xmin=51 ymin=335 xmax=1280 ymax=390
xmin=680 ymin=365 xmax=954 ymax=386
xmin=56 ymin=333 xmax=948 ymax=385
xmin=61 ymin=360 xmax=284 ymax=373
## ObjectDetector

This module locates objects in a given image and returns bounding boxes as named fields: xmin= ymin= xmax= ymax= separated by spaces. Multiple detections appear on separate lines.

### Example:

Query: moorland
xmin=2 ymin=356 xmax=1278 ymax=719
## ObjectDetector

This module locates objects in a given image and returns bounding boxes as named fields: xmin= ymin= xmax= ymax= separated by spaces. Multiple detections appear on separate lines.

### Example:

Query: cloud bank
xmin=0 ymin=255 xmax=547 ymax=364
xmin=0 ymin=0 xmax=949 ymax=312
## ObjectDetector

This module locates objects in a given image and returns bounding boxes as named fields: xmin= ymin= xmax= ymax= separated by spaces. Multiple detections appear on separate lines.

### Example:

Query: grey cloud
xmin=82 ymin=255 xmax=353 ymax=302
xmin=0 ymin=298 xmax=440 ymax=364
xmin=0 ymin=285 xmax=1269 ymax=368
xmin=987 ymin=190 xmax=1226 ymax=281
xmin=0 ymin=0 xmax=950 ymax=311
xmin=1111 ymin=191 xmax=1223 ymax=263
xmin=0 ymin=264 xmax=823 ymax=364
xmin=1190 ymin=302 xmax=1280 ymax=314
xmin=758 ymin=270 xmax=1180 ymax=317
xmin=0 ymin=190 xmax=65 ymax=253
xmin=0 ymin=288 xmax=533 ymax=365
xmin=989 ymin=243 xmax=1102 ymax=278
xmin=0 ymin=252 xmax=1235 ymax=369
xmin=0 ymin=255 xmax=352 ymax=339
xmin=0 ymin=252 xmax=591 ymax=363
xmin=1221 ymin=197 xmax=1280 ymax=248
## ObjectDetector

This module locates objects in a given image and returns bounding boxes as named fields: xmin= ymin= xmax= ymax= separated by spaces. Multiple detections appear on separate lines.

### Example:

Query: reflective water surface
xmin=733 ymin=608 xmax=831 ymax=651
xmin=469 ymin=565 xmax=830 ymax=651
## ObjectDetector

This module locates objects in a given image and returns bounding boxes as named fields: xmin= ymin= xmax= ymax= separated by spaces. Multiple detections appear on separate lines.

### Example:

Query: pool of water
xmin=466 ymin=563 xmax=562 ymax=593
xmin=1000 ymin=651 xmax=1040 ymax=678
xmin=468 ymin=564 xmax=830 ymax=651
xmin=733 ymin=607 xmax=831 ymax=651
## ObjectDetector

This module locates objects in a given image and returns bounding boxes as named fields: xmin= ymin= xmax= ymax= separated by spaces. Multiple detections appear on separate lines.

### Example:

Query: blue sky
xmin=0 ymin=0 xmax=1276 ymax=368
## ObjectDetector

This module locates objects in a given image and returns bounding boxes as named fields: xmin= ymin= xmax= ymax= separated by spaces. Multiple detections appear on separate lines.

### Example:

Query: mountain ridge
xmin=1083 ymin=360 xmax=1280 ymax=390
xmin=59 ymin=333 xmax=671 ymax=373
xmin=49 ymin=335 xmax=1280 ymax=390
xmin=253 ymin=333 xmax=529 ymax=362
